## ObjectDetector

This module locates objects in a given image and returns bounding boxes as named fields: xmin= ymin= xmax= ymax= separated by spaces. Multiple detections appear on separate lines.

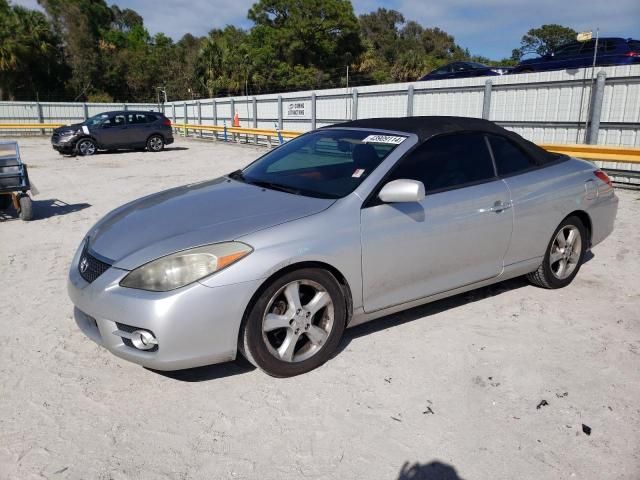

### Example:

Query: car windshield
xmin=83 ymin=113 xmax=110 ymax=126
xmin=236 ymin=129 xmax=406 ymax=199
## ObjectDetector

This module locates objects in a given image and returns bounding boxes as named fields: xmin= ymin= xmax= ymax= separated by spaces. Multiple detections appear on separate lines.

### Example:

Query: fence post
xmin=123 ymin=103 xmax=128 ymax=111
xmin=83 ymin=103 xmax=89 ymax=120
xmin=482 ymin=80 xmax=492 ymax=120
xmin=311 ymin=93 xmax=317 ymax=130
xmin=212 ymin=100 xmax=218 ymax=141
xmin=277 ymin=95 xmax=283 ymax=131
xmin=197 ymin=100 xmax=202 ymax=138
xmin=36 ymin=102 xmax=44 ymax=135
xmin=351 ymin=89 xmax=358 ymax=120
xmin=586 ymin=71 xmax=606 ymax=145
xmin=230 ymin=98 xmax=236 ymax=141
xmin=183 ymin=102 xmax=188 ymax=137
xmin=407 ymin=85 xmax=414 ymax=117
xmin=172 ymin=103 xmax=176 ymax=135
xmin=252 ymin=96 xmax=258 ymax=144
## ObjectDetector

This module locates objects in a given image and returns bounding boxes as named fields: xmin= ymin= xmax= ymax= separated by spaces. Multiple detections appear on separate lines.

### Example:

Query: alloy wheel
xmin=549 ymin=225 xmax=582 ymax=280
xmin=148 ymin=136 xmax=163 ymax=151
xmin=261 ymin=279 xmax=334 ymax=363
xmin=78 ymin=140 xmax=96 ymax=155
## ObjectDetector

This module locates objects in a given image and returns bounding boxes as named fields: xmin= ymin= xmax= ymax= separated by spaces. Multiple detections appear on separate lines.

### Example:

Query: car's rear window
xmin=628 ymin=40 xmax=640 ymax=51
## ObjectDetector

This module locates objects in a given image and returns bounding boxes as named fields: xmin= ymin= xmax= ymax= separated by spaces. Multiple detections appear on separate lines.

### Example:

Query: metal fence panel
xmin=3 ymin=64 xmax=640 ymax=146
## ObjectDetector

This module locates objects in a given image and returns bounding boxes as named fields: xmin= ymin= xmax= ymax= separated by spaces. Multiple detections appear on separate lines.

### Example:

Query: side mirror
xmin=378 ymin=179 xmax=425 ymax=203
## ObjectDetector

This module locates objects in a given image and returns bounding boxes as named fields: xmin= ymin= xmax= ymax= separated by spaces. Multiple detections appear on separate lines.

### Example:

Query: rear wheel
xmin=527 ymin=216 xmax=586 ymax=289
xmin=146 ymin=135 xmax=164 ymax=152
xmin=76 ymin=138 xmax=97 ymax=156
xmin=18 ymin=194 xmax=33 ymax=221
xmin=239 ymin=268 xmax=346 ymax=377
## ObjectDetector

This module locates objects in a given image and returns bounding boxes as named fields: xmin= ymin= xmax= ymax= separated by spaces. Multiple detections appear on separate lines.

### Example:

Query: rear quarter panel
xmin=502 ymin=158 xmax=600 ymax=266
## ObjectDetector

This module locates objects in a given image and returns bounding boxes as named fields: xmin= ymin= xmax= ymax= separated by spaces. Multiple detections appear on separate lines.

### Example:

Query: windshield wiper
xmin=246 ymin=180 xmax=301 ymax=195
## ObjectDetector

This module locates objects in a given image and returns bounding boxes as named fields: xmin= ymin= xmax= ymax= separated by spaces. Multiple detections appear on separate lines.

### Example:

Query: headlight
xmin=120 ymin=242 xmax=252 ymax=292
xmin=57 ymin=131 xmax=75 ymax=142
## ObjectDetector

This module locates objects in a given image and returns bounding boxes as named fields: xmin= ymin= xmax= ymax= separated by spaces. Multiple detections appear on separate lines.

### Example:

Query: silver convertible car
xmin=68 ymin=117 xmax=618 ymax=377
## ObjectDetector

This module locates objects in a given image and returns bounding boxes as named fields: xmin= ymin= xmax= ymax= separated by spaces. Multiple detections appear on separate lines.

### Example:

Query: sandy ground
xmin=0 ymin=136 xmax=639 ymax=480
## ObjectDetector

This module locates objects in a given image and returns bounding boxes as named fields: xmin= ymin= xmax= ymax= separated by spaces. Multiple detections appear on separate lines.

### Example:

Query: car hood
xmin=54 ymin=122 xmax=84 ymax=135
xmin=87 ymin=177 xmax=334 ymax=270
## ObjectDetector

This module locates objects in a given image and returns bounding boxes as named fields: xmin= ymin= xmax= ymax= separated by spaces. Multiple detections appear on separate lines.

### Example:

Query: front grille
xmin=78 ymin=245 xmax=111 ymax=283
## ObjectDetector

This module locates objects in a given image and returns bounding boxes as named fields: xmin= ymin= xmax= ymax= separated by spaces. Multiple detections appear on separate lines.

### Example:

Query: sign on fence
xmin=286 ymin=102 xmax=307 ymax=118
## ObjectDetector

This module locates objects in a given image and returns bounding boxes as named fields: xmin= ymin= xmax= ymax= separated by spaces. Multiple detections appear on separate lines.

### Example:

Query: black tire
xmin=146 ymin=135 xmax=164 ymax=152
xmin=239 ymin=268 xmax=347 ymax=377
xmin=18 ymin=194 xmax=33 ymax=221
xmin=527 ymin=215 xmax=587 ymax=289
xmin=76 ymin=138 xmax=97 ymax=156
xmin=0 ymin=194 xmax=12 ymax=210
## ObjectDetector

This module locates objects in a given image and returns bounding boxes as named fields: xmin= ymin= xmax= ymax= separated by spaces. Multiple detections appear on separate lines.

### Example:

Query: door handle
xmin=482 ymin=200 xmax=512 ymax=213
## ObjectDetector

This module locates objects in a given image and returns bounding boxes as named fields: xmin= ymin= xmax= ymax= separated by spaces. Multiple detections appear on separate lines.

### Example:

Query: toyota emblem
xmin=79 ymin=257 xmax=89 ymax=273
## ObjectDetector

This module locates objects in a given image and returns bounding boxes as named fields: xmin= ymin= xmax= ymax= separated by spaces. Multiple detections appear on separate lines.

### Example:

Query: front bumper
xmin=67 ymin=249 xmax=262 ymax=370
xmin=51 ymin=135 xmax=79 ymax=153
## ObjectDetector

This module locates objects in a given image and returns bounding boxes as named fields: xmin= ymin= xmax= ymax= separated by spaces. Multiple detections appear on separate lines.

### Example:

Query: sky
xmin=12 ymin=0 xmax=640 ymax=59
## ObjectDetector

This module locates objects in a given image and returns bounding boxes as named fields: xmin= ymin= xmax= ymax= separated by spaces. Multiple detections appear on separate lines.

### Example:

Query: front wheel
xmin=76 ymin=138 xmax=97 ymax=156
xmin=146 ymin=135 xmax=164 ymax=152
xmin=527 ymin=216 xmax=587 ymax=289
xmin=239 ymin=268 xmax=347 ymax=377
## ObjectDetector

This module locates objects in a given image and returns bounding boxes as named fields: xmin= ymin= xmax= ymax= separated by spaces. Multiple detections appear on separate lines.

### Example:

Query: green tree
xmin=38 ymin=0 xmax=113 ymax=98
xmin=247 ymin=0 xmax=363 ymax=92
xmin=359 ymin=8 xmax=404 ymax=64
xmin=196 ymin=27 xmax=248 ymax=97
xmin=512 ymin=24 xmax=577 ymax=60
xmin=0 ymin=0 xmax=66 ymax=100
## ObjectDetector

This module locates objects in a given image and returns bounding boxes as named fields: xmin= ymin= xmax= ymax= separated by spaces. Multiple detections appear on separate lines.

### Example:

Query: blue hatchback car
xmin=513 ymin=37 xmax=640 ymax=73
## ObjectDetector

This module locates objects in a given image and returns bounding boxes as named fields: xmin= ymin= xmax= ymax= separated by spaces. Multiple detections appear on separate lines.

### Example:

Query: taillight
xmin=625 ymin=51 xmax=639 ymax=57
xmin=162 ymin=119 xmax=171 ymax=126
xmin=594 ymin=170 xmax=612 ymax=187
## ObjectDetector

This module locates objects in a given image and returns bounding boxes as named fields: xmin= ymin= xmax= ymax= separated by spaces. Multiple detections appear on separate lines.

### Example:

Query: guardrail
xmin=539 ymin=144 xmax=640 ymax=163
xmin=0 ymin=123 xmax=62 ymax=129
xmin=172 ymin=123 xmax=299 ymax=146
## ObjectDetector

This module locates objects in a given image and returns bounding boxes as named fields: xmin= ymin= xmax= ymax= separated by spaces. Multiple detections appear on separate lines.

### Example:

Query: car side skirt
xmin=348 ymin=257 xmax=541 ymax=327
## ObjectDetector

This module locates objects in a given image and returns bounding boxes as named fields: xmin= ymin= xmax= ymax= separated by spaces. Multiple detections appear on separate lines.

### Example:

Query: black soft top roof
xmin=330 ymin=116 xmax=561 ymax=165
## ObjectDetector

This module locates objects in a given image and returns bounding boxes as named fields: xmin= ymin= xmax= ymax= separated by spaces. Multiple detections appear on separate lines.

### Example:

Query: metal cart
xmin=0 ymin=141 xmax=34 ymax=221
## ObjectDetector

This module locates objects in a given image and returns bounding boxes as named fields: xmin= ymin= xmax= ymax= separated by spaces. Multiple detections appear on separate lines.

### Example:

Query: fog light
xmin=113 ymin=327 xmax=158 ymax=351
xmin=131 ymin=330 xmax=158 ymax=350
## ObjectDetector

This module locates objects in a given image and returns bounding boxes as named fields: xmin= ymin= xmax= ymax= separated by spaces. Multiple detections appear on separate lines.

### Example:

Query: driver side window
xmin=106 ymin=114 xmax=126 ymax=127
xmin=389 ymin=132 xmax=496 ymax=193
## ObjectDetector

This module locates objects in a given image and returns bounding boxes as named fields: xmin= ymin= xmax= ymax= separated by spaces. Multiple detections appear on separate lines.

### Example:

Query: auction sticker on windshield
xmin=362 ymin=135 xmax=406 ymax=145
